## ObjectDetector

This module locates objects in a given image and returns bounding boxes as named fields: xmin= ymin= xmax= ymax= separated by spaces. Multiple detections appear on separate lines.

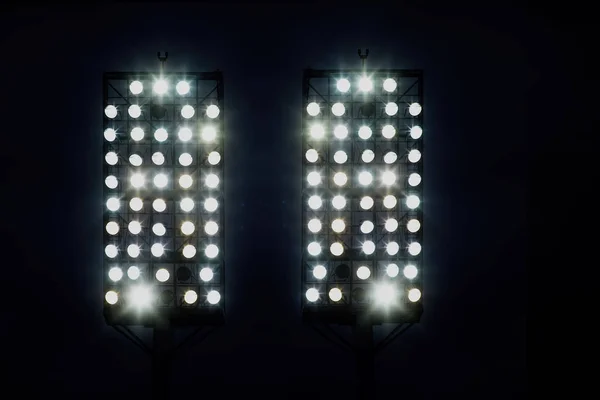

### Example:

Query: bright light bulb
xmin=308 ymin=195 xmax=322 ymax=210
xmin=336 ymin=78 xmax=350 ymax=93
xmin=206 ymin=105 xmax=220 ymax=119
xmin=128 ymin=105 xmax=141 ymax=118
xmin=306 ymin=149 xmax=319 ymax=163
xmin=176 ymin=80 xmax=190 ymax=95
xmin=104 ymin=128 xmax=116 ymax=142
xmin=383 ymin=78 xmax=397 ymax=92
xmin=306 ymin=288 xmax=319 ymax=302
xmin=308 ymin=218 xmax=322 ymax=233
xmin=131 ymin=127 xmax=144 ymax=141
xmin=108 ymin=267 xmax=123 ymax=282
xmin=358 ymin=76 xmax=373 ymax=92
xmin=328 ymin=288 xmax=342 ymax=302
xmin=154 ymin=128 xmax=168 ymax=142
xmin=306 ymin=102 xmax=320 ymax=116
xmin=201 ymin=126 xmax=217 ymax=142
xmin=409 ymin=103 xmax=422 ymax=116
xmin=129 ymin=81 xmax=144 ymax=95
xmin=313 ymin=265 xmax=327 ymax=280
xmin=333 ymin=150 xmax=348 ymax=164
xmin=104 ymin=105 xmax=117 ymax=118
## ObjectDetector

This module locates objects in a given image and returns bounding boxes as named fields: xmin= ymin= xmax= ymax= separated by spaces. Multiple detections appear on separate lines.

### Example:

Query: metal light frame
xmin=301 ymin=69 xmax=424 ymax=325
xmin=102 ymin=71 xmax=225 ymax=327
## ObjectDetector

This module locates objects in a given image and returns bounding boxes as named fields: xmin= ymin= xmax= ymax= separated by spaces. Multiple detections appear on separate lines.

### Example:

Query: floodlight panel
xmin=301 ymin=69 xmax=424 ymax=324
xmin=103 ymin=72 xmax=225 ymax=326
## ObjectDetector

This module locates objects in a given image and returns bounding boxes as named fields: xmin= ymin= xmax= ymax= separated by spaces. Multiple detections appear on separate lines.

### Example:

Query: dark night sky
xmin=3 ymin=1 xmax=584 ymax=398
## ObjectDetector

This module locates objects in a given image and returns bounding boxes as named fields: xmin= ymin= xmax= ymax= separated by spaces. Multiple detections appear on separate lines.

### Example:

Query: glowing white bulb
xmin=184 ymin=290 xmax=198 ymax=304
xmin=152 ymin=223 xmax=166 ymax=236
xmin=356 ymin=266 xmax=371 ymax=280
xmin=104 ymin=105 xmax=117 ymax=118
xmin=406 ymin=195 xmax=420 ymax=209
xmin=407 ymin=219 xmax=421 ymax=233
xmin=404 ymin=264 xmax=418 ymax=279
xmin=105 ymin=175 xmax=118 ymax=189
xmin=408 ymin=173 xmax=421 ymax=187
xmin=127 ymin=244 xmax=140 ymax=258
xmin=336 ymin=78 xmax=350 ymax=93
xmin=207 ymin=290 xmax=221 ymax=304
xmin=308 ymin=195 xmax=322 ymax=210
xmin=313 ymin=265 xmax=327 ymax=280
xmin=386 ymin=241 xmax=400 ymax=255
xmin=152 ymin=152 xmax=165 ymax=165
xmin=308 ymin=218 xmax=322 ymax=233
xmin=204 ymin=221 xmax=219 ymax=236
xmin=180 ymin=197 xmax=194 ymax=212
xmin=179 ymin=174 xmax=193 ymax=189
xmin=358 ymin=76 xmax=373 ymax=92
xmin=306 ymin=288 xmax=320 ymax=302
xmin=310 ymin=124 xmax=325 ymax=139
xmin=179 ymin=152 xmax=193 ymax=166
xmin=331 ymin=195 xmax=346 ymax=210
xmin=117 ymin=82 xmax=136 ymax=101
xmin=156 ymin=268 xmax=170 ymax=282
xmin=333 ymin=172 xmax=347 ymax=186
xmin=409 ymin=103 xmax=422 ymax=116
xmin=178 ymin=127 xmax=193 ymax=142
xmin=182 ymin=244 xmax=196 ymax=259
xmin=330 ymin=242 xmax=344 ymax=256
xmin=206 ymin=105 xmax=220 ymax=119
xmin=358 ymin=126 xmax=372 ymax=140
xmin=305 ymin=149 xmax=319 ymax=163
xmin=204 ymin=197 xmax=218 ymax=212
xmin=129 ymin=197 xmax=143 ymax=211
xmin=108 ymin=267 xmax=123 ymax=282
xmin=105 ymin=151 xmax=118 ymax=165
xmin=385 ymin=218 xmax=398 ymax=232
xmin=153 ymin=79 xmax=168 ymax=94
xmin=408 ymin=288 xmax=422 ymax=302
xmin=362 ymin=240 xmax=375 ymax=255
xmin=331 ymin=102 xmax=345 ymax=116
xmin=384 ymin=151 xmax=398 ymax=164
xmin=104 ymin=128 xmax=116 ymax=142
xmin=306 ymin=102 xmax=320 ymax=116
xmin=386 ymin=263 xmax=399 ymax=278
xmin=127 ymin=266 xmax=140 ymax=280
xmin=331 ymin=219 xmax=345 ymax=233
xmin=361 ymin=149 xmax=375 ymax=163
xmin=408 ymin=242 xmax=422 ymax=256
xmin=105 ymin=291 xmax=118 ymax=304
xmin=383 ymin=78 xmax=397 ymax=92
xmin=205 ymin=173 xmax=219 ymax=188
xmin=205 ymin=244 xmax=219 ymax=258
xmin=381 ymin=171 xmax=396 ymax=186
xmin=199 ymin=267 xmax=214 ymax=282
xmin=128 ymin=220 xmax=142 ymax=235
xmin=383 ymin=195 xmax=397 ymax=209
xmin=128 ymin=105 xmax=141 ymax=118
xmin=153 ymin=199 xmax=167 ymax=212
xmin=360 ymin=196 xmax=374 ymax=210
xmin=208 ymin=151 xmax=221 ymax=165
xmin=410 ymin=125 xmax=423 ymax=139
xmin=333 ymin=150 xmax=348 ymax=164
xmin=104 ymin=244 xmax=118 ymax=258
xmin=106 ymin=221 xmax=119 ymax=235
xmin=176 ymin=81 xmax=190 ymax=95
xmin=154 ymin=128 xmax=168 ymax=142
xmin=360 ymin=220 xmax=374 ymax=234
xmin=385 ymin=102 xmax=398 ymax=116
xmin=106 ymin=197 xmax=120 ymax=212
xmin=307 ymin=242 xmax=321 ymax=256
xmin=201 ymin=126 xmax=217 ymax=142
xmin=307 ymin=171 xmax=321 ymax=186
xmin=333 ymin=124 xmax=348 ymax=139
xmin=130 ymin=172 xmax=145 ymax=188
xmin=382 ymin=124 xmax=396 ymax=139
xmin=408 ymin=149 xmax=422 ymax=163
xmin=181 ymin=221 xmax=195 ymax=235
xmin=151 ymin=243 xmax=164 ymax=257
xmin=329 ymin=288 xmax=342 ymax=302
xmin=358 ymin=171 xmax=373 ymax=186
xmin=131 ymin=127 xmax=144 ymax=141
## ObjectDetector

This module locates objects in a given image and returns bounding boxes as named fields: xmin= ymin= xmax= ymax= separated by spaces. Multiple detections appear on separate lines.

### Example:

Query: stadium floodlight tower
xmin=102 ymin=53 xmax=225 ymax=399
xmin=301 ymin=49 xmax=424 ymax=399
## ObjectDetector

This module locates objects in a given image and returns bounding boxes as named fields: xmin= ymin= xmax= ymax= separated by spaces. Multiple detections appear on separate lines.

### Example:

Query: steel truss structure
xmin=301 ymin=67 xmax=424 ymax=326
xmin=102 ymin=70 xmax=225 ymax=328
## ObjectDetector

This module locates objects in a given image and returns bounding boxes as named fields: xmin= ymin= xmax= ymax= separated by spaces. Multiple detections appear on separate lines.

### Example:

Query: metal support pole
xmin=152 ymin=322 xmax=173 ymax=400
xmin=354 ymin=315 xmax=374 ymax=400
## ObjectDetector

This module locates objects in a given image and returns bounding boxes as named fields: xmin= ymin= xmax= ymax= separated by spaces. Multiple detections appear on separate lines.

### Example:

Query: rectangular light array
xmin=103 ymin=72 xmax=225 ymax=326
xmin=301 ymin=69 xmax=424 ymax=324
